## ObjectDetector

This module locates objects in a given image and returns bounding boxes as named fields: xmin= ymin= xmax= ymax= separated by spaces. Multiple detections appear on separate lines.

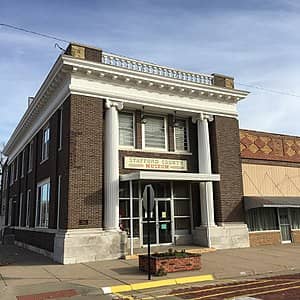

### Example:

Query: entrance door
xmin=142 ymin=199 xmax=172 ymax=245
xmin=278 ymin=208 xmax=292 ymax=243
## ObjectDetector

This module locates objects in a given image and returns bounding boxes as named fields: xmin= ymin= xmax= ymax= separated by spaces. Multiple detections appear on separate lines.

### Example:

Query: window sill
xmin=40 ymin=158 xmax=49 ymax=165
xmin=11 ymin=226 xmax=57 ymax=233
xmin=58 ymin=147 xmax=62 ymax=152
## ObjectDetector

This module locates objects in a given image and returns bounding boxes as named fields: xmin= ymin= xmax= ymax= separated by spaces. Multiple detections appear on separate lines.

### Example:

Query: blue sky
xmin=1 ymin=0 xmax=300 ymax=145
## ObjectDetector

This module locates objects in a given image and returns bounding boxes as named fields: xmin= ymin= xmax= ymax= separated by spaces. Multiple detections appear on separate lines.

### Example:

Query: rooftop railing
xmin=102 ymin=52 xmax=213 ymax=85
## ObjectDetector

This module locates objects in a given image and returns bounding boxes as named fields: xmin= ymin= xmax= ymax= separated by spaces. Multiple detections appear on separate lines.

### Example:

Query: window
xmin=28 ymin=140 xmax=33 ymax=173
xmin=173 ymin=183 xmax=191 ymax=234
xmin=36 ymin=180 xmax=50 ymax=228
xmin=291 ymin=208 xmax=300 ymax=229
xmin=14 ymin=157 xmax=19 ymax=181
xmin=19 ymin=193 xmax=23 ymax=227
xmin=26 ymin=189 xmax=31 ymax=227
xmin=8 ymin=198 xmax=13 ymax=226
xmin=10 ymin=162 xmax=15 ymax=185
xmin=246 ymin=208 xmax=279 ymax=231
xmin=119 ymin=112 xmax=135 ymax=147
xmin=21 ymin=151 xmax=25 ymax=178
xmin=174 ymin=120 xmax=189 ymax=152
xmin=119 ymin=181 xmax=139 ymax=237
xmin=144 ymin=116 xmax=167 ymax=149
xmin=57 ymin=175 xmax=61 ymax=229
xmin=58 ymin=108 xmax=63 ymax=150
xmin=41 ymin=126 xmax=50 ymax=161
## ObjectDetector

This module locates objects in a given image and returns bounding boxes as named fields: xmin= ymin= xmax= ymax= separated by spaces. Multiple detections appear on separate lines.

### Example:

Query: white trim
xmin=118 ymin=147 xmax=193 ymax=155
xmin=120 ymin=171 xmax=220 ymax=182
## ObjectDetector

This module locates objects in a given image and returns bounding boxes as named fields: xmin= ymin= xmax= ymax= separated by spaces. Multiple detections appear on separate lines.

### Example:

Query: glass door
xmin=142 ymin=199 xmax=173 ymax=245
xmin=278 ymin=208 xmax=292 ymax=243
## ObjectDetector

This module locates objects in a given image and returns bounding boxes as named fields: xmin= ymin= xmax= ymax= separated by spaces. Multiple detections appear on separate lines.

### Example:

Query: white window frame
xmin=21 ymin=150 xmax=25 ymax=178
xmin=142 ymin=115 xmax=168 ymax=151
xmin=58 ymin=107 xmax=63 ymax=151
xmin=174 ymin=119 xmax=190 ymax=153
xmin=119 ymin=111 xmax=136 ymax=149
xmin=18 ymin=193 xmax=23 ymax=227
xmin=28 ymin=140 xmax=33 ymax=173
xmin=26 ymin=189 xmax=31 ymax=227
xmin=41 ymin=125 xmax=50 ymax=163
xmin=35 ymin=178 xmax=50 ymax=228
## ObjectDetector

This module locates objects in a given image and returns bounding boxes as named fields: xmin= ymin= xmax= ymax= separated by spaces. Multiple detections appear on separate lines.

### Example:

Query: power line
xmin=1 ymin=23 xmax=300 ymax=99
xmin=0 ymin=23 xmax=70 ymax=43
xmin=237 ymin=82 xmax=300 ymax=98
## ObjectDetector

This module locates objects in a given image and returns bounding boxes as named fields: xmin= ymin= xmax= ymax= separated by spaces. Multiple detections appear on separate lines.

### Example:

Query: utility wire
xmin=1 ymin=23 xmax=300 ymax=99
xmin=0 ymin=23 xmax=70 ymax=43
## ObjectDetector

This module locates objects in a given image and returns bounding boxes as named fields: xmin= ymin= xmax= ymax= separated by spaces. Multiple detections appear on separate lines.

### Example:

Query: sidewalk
xmin=1 ymin=243 xmax=300 ymax=299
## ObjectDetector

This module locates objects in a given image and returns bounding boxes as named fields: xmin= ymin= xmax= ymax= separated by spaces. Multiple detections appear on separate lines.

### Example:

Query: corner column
xmin=104 ymin=99 xmax=123 ymax=230
xmin=196 ymin=113 xmax=215 ymax=227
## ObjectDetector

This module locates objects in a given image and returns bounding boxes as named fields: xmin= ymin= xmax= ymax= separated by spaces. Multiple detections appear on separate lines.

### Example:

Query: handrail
xmin=102 ymin=52 xmax=213 ymax=85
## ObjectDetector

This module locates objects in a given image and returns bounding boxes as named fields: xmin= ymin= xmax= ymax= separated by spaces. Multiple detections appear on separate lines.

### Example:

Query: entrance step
xmin=124 ymin=245 xmax=216 ymax=260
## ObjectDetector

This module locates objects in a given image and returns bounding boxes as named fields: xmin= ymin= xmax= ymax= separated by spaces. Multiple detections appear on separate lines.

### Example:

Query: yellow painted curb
xmin=101 ymin=274 xmax=214 ymax=294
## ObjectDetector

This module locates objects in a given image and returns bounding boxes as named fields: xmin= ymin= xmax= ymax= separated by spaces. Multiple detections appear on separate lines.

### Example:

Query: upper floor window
xmin=41 ymin=125 xmax=50 ymax=162
xmin=143 ymin=116 xmax=167 ymax=150
xmin=58 ymin=107 xmax=63 ymax=151
xmin=14 ymin=156 xmax=19 ymax=181
xmin=119 ymin=112 xmax=135 ymax=147
xmin=28 ymin=140 xmax=33 ymax=172
xmin=10 ymin=162 xmax=15 ymax=185
xmin=21 ymin=150 xmax=25 ymax=178
xmin=174 ymin=120 xmax=189 ymax=152
xmin=36 ymin=179 xmax=50 ymax=228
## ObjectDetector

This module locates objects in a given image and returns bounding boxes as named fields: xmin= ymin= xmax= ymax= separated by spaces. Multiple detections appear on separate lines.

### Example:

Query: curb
xmin=101 ymin=274 xmax=214 ymax=294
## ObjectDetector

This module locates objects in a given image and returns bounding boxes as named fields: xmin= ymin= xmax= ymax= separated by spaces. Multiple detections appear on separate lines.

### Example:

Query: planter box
xmin=139 ymin=253 xmax=201 ymax=274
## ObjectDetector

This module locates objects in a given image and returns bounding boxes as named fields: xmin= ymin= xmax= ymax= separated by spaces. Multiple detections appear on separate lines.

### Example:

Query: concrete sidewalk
xmin=1 ymin=243 xmax=300 ymax=299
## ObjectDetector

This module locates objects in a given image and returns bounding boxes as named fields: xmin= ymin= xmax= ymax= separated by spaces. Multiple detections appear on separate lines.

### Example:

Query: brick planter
xmin=139 ymin=253 xmax=201 ymax=274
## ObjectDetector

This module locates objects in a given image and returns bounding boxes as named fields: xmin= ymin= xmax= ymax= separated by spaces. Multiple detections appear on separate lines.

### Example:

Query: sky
xmin=1 ymin=0 xmax=300 ymax=145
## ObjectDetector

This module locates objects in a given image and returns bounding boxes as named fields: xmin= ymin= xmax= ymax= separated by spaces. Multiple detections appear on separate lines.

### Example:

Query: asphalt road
xmin=116 ymin=273 xmax=300 ymax=300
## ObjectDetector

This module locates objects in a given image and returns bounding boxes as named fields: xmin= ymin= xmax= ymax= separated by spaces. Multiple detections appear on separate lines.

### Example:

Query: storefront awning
xmin=120 ymin=171 xmax=220 ymax=182
xmin=244 ymin=196 xmax=300 ymax=211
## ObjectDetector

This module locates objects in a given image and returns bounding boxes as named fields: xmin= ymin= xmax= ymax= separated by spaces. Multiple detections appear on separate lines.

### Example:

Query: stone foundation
xmin=193 ymin=223 xmax=250 ymax=249
xmin=53 ymin=228 xmax=127 ymax=264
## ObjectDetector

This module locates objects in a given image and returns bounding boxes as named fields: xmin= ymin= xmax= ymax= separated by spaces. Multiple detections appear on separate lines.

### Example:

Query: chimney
xmin=211 ymin=73 xmax=234 ymax=89
xmin=64 ymin=43 xmax=102 ymax=63
xmin=28 ymin=96 xmax=34 ymax=107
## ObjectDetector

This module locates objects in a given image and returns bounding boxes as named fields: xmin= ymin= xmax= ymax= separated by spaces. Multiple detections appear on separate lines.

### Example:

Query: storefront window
xmin=246 ymin=208 xmax=279 ymax=231
xmin=291 ymin=208 xmax=300 ymax=229
xmin=36 ymin=180 xmax=50 ymax=228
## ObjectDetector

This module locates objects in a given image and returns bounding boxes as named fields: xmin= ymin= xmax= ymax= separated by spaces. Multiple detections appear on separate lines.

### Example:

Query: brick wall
xmin=66 ymin=94 xmax=104 ymax=229
xmin=292 ymin=230 xmax=300 ymax=243
xmin=249 ymin=231 xmax=281 ymax=247
xmin=210 ymin=116 xmax=244 ymax=223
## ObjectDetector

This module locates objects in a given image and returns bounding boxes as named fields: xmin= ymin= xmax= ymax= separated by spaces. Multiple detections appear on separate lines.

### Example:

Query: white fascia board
xmin=62 ymin=55 xmax=249 ymax=99
xmin=5 ymin=81 xmax=70 ymax=164
xmin=70 ymin=75 xmax=238 ymax=118
xmin=120 ymin=171 xmax=220 ymax=182
xmin=3 ymin=56 xmax=65 ymax=156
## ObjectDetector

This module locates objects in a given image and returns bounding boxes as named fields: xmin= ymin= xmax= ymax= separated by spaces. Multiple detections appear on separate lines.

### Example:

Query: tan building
xmin=241 ymin=129 xmax=300 ymax=246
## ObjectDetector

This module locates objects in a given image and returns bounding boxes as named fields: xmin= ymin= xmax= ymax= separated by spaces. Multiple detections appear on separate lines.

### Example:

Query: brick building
xmin=1 ymin=43 xmax=298 ymax=264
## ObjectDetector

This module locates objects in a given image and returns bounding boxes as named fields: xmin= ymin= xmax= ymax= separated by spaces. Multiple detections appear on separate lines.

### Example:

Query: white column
xmin=197 ymin=113 xmax=215 ymax=227
xmin=104 ymin=99 xmax=123 ymax=231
